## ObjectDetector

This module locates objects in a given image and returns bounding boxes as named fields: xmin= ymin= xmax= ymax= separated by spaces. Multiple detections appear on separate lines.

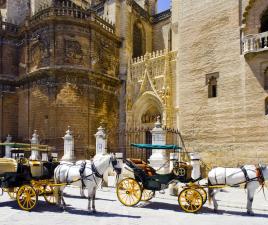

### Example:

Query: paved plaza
xmin=0 ymin=186 xmax=268 ymax=225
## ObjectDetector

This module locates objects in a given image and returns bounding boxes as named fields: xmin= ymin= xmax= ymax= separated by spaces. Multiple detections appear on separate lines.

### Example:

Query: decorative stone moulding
xmin=242 ymin=0 xmax=257 ymax=24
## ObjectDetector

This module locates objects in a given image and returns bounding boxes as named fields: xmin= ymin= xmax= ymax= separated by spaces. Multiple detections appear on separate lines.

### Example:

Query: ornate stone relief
xmin=92 ymin=33 xmax=119 ymax=76
xmin=64 ymin=38 xmax=83 ymax=64
xmin=30 ymin=35 xmax=50 ymax=69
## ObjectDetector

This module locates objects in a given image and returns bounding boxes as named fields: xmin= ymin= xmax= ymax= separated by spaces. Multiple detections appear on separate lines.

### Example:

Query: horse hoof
xmin=247 ymin=211 xmax=254 ymax=216
xmin=92 ymin=210 xmax=97 ymax=214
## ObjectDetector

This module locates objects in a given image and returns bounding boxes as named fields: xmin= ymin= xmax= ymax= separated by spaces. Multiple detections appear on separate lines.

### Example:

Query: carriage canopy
xmin=131 ymin=144 xmax=182 ymax=150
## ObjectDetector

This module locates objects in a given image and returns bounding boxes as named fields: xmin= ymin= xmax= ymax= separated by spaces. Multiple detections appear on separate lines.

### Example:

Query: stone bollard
xmin=94 ymin=126 xmax=107 ymax=155
xmin=4 ymin=134 xmax=12 ymax=158
xmin=95 ymin=126 xmax=108 ymax=186
xmin=61 ymin=126 xmax=75 ymax=162
xmin=148 ymin=116 xmax=169 ymax=174
xmin=30 ymin=130 xmax=40 ymax=161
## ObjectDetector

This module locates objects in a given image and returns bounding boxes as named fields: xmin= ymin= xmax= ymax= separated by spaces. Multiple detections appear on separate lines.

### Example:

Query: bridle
xmin=109 ymin=155 xmax=121 ymax=175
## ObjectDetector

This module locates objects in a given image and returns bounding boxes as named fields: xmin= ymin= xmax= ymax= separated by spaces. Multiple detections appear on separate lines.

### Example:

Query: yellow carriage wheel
xmin=178 ymin=188 xmax=203 ymax=213
xmin=141 ymin=189 xmax=155 ymax=201
xmin=17 ymin=185 xmax=38 ymax=211
xmin=196 ymin=187 xmax=207 ymax=204
xmin=8 ymin=187 xmax=18 ymax=199
xmin=43 ymin=185 xmax=57 ymax=205
xmin=186 ymin=184 xmax=207 ymax=205
xmin=116 ymin=178 xmax=142 ymax=206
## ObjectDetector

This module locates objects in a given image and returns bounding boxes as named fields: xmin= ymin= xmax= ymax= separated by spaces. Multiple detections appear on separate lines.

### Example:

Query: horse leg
xmin=209 ymin=187 xmax=218 ymax=212
xmin=87 ymin=187 xmax=92 ymax=213
xmin=59 ymin=187 xmax=66 ymax=210
xmin=246 ymin=181 xmax=258 ymax=215
xmin=92 ymin=187 xmax=97 ymax=213
xmin=80 ymin=187 xmax=85 ymax=198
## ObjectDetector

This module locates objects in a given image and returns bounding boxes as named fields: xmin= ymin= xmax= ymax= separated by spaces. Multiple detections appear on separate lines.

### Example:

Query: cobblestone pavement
xmin=0 ymin=186 xmax=268 ymax=225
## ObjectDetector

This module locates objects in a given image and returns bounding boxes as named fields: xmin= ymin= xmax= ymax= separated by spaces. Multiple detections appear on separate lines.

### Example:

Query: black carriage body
xmin=126 ymin=159 xmax=194 ymax=191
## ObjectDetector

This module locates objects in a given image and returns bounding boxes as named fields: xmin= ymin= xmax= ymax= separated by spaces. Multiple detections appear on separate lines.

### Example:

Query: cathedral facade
xmin=0 ymin=0 xmax=268 ymax=166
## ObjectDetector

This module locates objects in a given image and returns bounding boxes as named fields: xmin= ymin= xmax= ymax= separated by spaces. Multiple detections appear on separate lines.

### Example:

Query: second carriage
xmin=116 ymin=144 xmax=208 ymax=213
xmin=0 ymin=143 xmax=59 ymax=211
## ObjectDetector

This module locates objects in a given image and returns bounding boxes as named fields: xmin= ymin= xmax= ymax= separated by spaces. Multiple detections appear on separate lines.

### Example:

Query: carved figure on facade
xmin=30 ymin=35 xmax=50 ymax=69
xmin=64 ymin=38 xmax=83 ymax=64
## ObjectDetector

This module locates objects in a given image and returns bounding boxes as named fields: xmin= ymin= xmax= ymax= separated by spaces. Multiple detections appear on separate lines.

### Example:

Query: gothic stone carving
xmin=30 ymin=35 xmax=50 ymax=69
xmin=64 ymin=38 xmax=83 ymax=64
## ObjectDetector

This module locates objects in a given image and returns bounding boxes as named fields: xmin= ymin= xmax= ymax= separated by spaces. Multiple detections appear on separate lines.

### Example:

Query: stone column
xmin=61 ymin=126 xmax=75 ymax=162
xmin=94 ymin=126 xmax=107 ymax=155
xmin=29 ymin=130 xmax=40 ymax=161
xmin=148 ymin=117 xmax=169 ymax=174
xmin=4 ymin=135 xmax=12 ymax=158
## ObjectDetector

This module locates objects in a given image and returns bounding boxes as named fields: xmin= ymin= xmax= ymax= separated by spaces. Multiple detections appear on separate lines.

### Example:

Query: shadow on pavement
xmin=0 ymin=200 xmax=140 ymax=218
xmin=141 ymin=201 xmax=268 ymax=218
xmin=63 ymin=193 xmax=116 ymax=202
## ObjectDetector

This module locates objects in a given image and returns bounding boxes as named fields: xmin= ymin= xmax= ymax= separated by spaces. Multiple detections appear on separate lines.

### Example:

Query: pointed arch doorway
xmin=130 ymin=92 xmax=163 ymax=144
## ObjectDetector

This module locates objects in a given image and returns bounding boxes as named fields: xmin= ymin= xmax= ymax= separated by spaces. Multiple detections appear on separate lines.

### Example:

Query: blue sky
xmin=157 ymin=0 xmax=170 ymax=13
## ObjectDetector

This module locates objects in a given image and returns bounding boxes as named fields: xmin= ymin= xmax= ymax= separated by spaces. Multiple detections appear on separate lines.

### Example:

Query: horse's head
xmin=109 ymin=153 xmax=123 ymax=175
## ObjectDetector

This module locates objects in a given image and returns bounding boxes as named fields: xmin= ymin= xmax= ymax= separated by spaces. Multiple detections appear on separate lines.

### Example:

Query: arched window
xmin=265 ymin=98 xmax=268 ymax=115
xmin=261 ymin=8 xmax=268 ymax=33
xmin=133 ymin=21 xmax=145 ymax=58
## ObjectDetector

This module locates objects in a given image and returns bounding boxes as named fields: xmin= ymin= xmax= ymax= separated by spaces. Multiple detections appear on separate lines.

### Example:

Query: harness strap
xmin=240 ymin=166 xmax=250 ymax=182
xmin=79 ymin=161 xmax=87 ymax=188
xmin=66 ymin=166 xmax=73 ymax=184
xmin=92 ymin=163 xmax=103 ymax=179
xmin=214 ymin=168 xmax=218 ymax=184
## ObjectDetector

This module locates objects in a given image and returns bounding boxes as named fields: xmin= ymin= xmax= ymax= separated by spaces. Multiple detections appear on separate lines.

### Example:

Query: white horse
xmin=208 ymin=164 xmax=268 ymax=215
xmin=54 ymin=154 xmax=121 ymax=213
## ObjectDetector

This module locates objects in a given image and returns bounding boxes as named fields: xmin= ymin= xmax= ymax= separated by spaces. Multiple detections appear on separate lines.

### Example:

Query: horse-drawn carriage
xmin=116 ymin=143 xmax=268 ymax=215
xmin=0 ymin=143 xmax=59 ymax=211
xmin=116 ymin=144 xmax=207 ymax=213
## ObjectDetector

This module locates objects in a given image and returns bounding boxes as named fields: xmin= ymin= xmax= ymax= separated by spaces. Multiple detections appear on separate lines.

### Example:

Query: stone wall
xmin=176 ymin=0 xmax=268 ymax=167
xmin=0 ymin=92 xmax=18 ymax=141
xmin=152 ymin=16 xmax=171 ymax=51
xmin=1 ymin=3 xmax=120 ymax=159
xmin=17 ymin=73 xmax=119 ymax=159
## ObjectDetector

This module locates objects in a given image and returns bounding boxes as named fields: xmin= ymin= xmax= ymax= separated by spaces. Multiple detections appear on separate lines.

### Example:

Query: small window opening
xmin=206 ymin=73 xmax=219 ymax=98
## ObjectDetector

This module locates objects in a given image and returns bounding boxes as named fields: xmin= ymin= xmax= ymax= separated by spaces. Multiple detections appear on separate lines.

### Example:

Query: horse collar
xmin=92 ymin=163 xmax=103 ymax=179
